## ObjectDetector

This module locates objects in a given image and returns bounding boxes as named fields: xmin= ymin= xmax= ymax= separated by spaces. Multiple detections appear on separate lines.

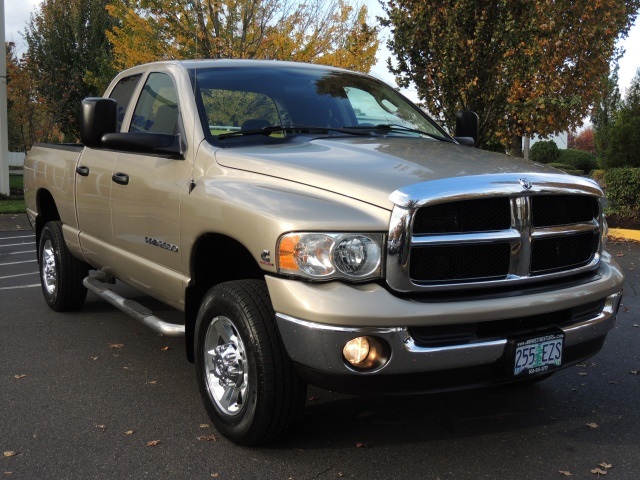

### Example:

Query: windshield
xmin=191 ymin=65 xmax=450 ymax=144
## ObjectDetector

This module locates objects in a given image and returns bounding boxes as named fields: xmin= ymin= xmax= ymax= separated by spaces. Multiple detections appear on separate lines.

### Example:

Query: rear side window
xmin=109 ymin=74 xmax=142 ymax=131
xmin=130 ymin=73 xmax=180 ymax=135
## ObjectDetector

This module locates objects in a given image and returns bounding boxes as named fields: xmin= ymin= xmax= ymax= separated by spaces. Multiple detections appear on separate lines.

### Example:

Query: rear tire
xmin=194 ymin=280 xmax=307 ymax=445
xmin=38 ymin=221 xmax=89 ymax=311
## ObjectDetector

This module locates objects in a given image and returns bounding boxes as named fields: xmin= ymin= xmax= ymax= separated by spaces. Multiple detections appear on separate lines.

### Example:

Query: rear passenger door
xmin=110 ymin=72 xmax=190 ymax=303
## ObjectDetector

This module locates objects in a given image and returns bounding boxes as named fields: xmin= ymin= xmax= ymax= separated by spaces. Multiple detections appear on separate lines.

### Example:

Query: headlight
xmin=277 ymin=232 xmax=384 ymax=281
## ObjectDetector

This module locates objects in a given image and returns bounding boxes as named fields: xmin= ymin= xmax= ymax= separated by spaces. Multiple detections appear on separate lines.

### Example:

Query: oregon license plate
xmin=512 ymin=333 xmax=564 ymax=376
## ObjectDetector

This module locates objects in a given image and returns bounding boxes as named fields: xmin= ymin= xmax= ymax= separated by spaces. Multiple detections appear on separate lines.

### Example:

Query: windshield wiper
xmin=217 ymin=124 xmax=369 ymax=140
xmin=343 ymin=124 xmax=454 ymax=143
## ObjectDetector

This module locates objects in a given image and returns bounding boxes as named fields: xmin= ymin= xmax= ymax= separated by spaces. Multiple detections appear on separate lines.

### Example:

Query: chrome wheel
xmin=41 ymin=238 xmax=57 ymax=296
xmin=203 ymin=315 xmax=249 ymax=416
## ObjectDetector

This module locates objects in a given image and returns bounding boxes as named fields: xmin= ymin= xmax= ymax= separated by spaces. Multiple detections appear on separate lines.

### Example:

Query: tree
xmin=24 ymin=0 xmax=116 ymax=139
xmin=106 ymin=0 xmax=378 ymax=73
xmin=592 ymin=66 xmax=622 ymax=161
xmin=568 ymin=128 xmax=595 ymax=154
xmin=602 ymin=68 xmax=640 ymax=168
xmin=381 ymin=0 xmax=640 ymax=154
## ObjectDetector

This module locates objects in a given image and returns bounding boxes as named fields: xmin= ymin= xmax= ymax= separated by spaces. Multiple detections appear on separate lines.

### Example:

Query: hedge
xmin=557 ymin=149 xmax=598 ymax=175
xmin=529 ymin=140 xmax=559 ymax=164
xmin=594 ymin=168 xmax=640 ymax=226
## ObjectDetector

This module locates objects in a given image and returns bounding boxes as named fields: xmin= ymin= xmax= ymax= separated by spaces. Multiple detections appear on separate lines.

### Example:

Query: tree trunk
xmin=509 ymin=134 xmax=523 ymax=157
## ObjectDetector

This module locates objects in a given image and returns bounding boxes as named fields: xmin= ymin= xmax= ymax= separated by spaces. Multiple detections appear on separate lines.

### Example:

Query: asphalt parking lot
xmin=1 ymin=224 xmax=639 ymax=479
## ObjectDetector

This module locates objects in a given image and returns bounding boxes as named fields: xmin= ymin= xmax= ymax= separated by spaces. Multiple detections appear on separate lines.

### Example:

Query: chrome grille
xmin=386 ymin=174 xmax=604 ymax=292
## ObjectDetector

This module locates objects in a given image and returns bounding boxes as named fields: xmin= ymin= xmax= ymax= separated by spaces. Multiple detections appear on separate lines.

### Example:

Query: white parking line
xmin=0 ymin=243 xmax=35 ymax=248
xmin=0 ymin=260 xmax=37 ymax=266
xmin=0 ymin=250 xmax=37 ymax=256
xmin=0 ymin=284 xmax=40 ymax=291
xmin=0 ymin=235 xmax=34 ymax=240
xmin=0 ymin=272 xmax=39 ymax=280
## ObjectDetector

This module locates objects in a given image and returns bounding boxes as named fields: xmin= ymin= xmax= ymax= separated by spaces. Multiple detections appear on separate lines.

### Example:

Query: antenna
xmin=189 ymin=0 xmax=202 ymax=194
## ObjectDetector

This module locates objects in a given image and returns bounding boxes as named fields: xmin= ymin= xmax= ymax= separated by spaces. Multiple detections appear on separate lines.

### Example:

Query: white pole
xmin=0 ymin=0 xmax=10 ymax=196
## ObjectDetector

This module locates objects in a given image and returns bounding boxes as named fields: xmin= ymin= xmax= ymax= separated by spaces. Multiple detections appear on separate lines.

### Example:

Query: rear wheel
xmin=194 ymin=280 xmax=307 ymax=445
xmin=38 ymin=221 xmax=89 ymax=311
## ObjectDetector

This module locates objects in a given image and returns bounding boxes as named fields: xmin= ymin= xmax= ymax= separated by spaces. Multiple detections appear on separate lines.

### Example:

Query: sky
xmin=3 ymin=0 xmax=640 ymax=99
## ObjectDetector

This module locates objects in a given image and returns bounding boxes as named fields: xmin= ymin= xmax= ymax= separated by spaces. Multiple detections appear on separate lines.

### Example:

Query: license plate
xmin=512 ymin=333 xmax=564 ymax=376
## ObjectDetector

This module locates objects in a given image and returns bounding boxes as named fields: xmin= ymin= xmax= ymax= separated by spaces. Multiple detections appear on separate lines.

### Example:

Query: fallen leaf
xmin=586 ymin=422 xmax=599 ymax=429
xmin=578 ymin=372 xmax=588 ymax=376
xmin=599 ymin=463 xmax=612 ymax=469
xmin=616 ymin=252 xmax=624 ymax=257
xmin=623 ymin=307 xmax=630 ymax=313
xmin=197 ymin=434 xmax=217 ymax=442
xmin=591 ymin=467 xmax=607 ymax=475
xmin=108 ymin=343 xmax=124 ymax=349
xmin=96 ymin=424 xmax=106 ymax=431
xmin=14 ymin=375 xmax=26 ymax=380
xmin=633 ymin=324 xmax=639 ymax=328
xmin=146 ymin=380 xmax=157 ymax=385
xmin=199 ymin=424 xmax=210 ymax=428
xmin=146 ymin=440 xmax=161 ymax=447
xmin=558 ymin=471 xmax=573 ymax=476
xmin=3 ymin=452 xmax=16 ymax=458
xmin=355 ymin=442 xmax=367 ymax=448
xmin=125 ymin=430 xmax=134 ymax=435
xmin=91 ymin=357 xmax=98 ymax=361
xmin=211 ymin=474 xmax=220 ymax=478
xmin=161 ymin=346 xmax=170 ymax=351
xmin=630 ymin=371 xmax=638 ymax=375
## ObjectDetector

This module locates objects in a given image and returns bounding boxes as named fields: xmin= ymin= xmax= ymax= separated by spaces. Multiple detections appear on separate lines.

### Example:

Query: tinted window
xmin=130 ymin=73 xmax=180 ymax=135
xmin=109 ymin=74 xmax=142 ymax=131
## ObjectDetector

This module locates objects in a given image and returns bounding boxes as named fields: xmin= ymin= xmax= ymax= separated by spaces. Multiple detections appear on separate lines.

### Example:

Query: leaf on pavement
xmin=108 ymin=343 xmax=124 ymax=349
xmin=96 ymin=424 xmax=106 ymax=431
xmin=197 ymin=434 xmax=217 ymax=442
xmin=558 ymin=471 xmax=573 ymax=476
xmin=91 ymin=356 xmax=98 ymax=361
xmin=14 ymin=375 xmax=27 ymax=380
xmin=125 ymin=430 xmax=134 ymax=435
xmin=199 ymin=424 xmax=210 ymax=428
xmin=586 ymin=422 xmax=599 ymax=429
xmin=599 ymin=463 xmax=612 ymax=469
xmin=631 ymin=371 xmax=638 ymax=375
xmin=3 ymin=452 xmax=16 ymax=458
xmin=146 ymin=380 xmax=157 ymax=385
xmin=355 ymin=442 xmax=367 ymax=448
xmin=578 ymin=372 xmax=588 ymax=376
xmin=146 ymin=440 xmax=161 ymax=447
xmin=161 ymin=346 xmax=170 ymax=351
xmin=591 ymin=467 xmax=607 ymax=475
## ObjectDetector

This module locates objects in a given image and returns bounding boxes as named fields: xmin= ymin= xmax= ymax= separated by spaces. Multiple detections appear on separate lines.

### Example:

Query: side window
xmin=108 ymin=74 xmax=142 ymax=132
xmin=130 ymin=73 xmax=180 ymax=135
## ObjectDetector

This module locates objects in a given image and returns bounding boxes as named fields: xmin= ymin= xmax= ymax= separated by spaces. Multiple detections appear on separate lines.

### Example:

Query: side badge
xmin=260 ymin=250 xmax=274 ymax=267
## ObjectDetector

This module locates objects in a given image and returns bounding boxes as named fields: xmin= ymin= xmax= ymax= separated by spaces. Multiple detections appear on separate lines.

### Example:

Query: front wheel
xmin=194 ymin=280 xmax=307 ymax=446
xmin=38 ymin=221 xmax=89 ymax=311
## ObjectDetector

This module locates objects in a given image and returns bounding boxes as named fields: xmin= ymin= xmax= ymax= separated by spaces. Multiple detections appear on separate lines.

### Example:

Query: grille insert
xmin=532 ymin=195 xmax=598 ymax=227
xmin=413 ymin=197 xmax=511 ymax=234
xmin=531 ymin=232 xmax=598 ymax=274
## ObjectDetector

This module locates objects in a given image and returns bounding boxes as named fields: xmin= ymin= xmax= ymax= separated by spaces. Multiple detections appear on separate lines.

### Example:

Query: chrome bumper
xmin=275 ymin=292 xmax=622 ymax=376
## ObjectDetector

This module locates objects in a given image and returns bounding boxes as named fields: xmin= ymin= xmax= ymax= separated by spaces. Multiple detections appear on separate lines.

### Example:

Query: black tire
xmin=38 ymin=221 xmax=89 ymax=311
xmin=194 ymin=280 xmax=307 ymax=446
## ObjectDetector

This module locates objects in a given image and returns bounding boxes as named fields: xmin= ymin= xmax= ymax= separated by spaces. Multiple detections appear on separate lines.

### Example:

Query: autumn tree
xmin=592 ymin=67 xmax=622 ymax=161
xmin=106 ymin=0 xmax=378 ymax=73
xmin=24 ymin=0 xmax=116 ymax=139
xmin=381 ymin=0 xmax=640 ymax=154
xmin=568 ymin=128 xmax=595 ymax=154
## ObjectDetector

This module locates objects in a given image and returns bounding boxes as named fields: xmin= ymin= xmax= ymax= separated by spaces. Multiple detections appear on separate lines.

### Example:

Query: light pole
xmin=0 ymin=0 xmax=10 ymax=196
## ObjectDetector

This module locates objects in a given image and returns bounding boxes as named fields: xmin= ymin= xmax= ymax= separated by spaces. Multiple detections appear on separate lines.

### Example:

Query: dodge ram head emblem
xmin=518 ymin=178 xmax=533 ymax=190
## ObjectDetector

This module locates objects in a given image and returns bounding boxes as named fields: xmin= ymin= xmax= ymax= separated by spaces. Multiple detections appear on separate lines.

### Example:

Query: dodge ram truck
xmin=24 ymin=59 xmax=625 ymax=445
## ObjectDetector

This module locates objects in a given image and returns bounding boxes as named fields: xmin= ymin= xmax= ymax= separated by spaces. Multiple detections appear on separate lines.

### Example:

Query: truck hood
xmin=214 ymin=137 xmax=572 ymax=210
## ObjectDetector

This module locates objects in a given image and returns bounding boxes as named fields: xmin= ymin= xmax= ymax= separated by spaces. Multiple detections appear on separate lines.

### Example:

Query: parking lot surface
xmin=1 ymin=226 xmax=639 ymax=479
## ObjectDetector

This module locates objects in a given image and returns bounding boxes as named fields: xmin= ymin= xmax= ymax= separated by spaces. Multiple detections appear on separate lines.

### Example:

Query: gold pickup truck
xmin=24 ymin=60 xmax=624 ymax=445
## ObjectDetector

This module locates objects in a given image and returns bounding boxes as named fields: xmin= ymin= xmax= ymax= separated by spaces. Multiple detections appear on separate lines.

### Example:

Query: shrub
xmin=603 ymin=168 xmax=640 ymax=226
xmin=557 ymin=149 xmax=598 ymax=174
xmin=529 ymin=140 xmax=559 ymax=164
xmin=546 ymin=163 xmax=583 ymax=175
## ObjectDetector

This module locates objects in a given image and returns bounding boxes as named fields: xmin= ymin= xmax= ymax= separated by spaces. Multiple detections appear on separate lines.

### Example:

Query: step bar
xmin=83 ymin=274 xmax=185 ymax=337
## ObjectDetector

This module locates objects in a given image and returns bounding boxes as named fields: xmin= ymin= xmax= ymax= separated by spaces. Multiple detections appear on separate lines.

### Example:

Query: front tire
xmin=38 ymin=221 xmax=89 ymax=311
xmin=194 ymin=280 xmax=307 ymax=445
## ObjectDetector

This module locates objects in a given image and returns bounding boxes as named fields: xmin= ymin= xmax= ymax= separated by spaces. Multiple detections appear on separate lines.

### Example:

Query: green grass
xmin=0 ymin=174 xmax=26 ymax=214
xmin=0 ymin=198 xmax=26 ymax=214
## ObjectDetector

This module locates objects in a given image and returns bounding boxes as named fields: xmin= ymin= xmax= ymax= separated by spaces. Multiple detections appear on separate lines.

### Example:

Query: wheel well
xmin=185 ymin=233 xmax=265 ymax=362
xmin=34 ymin=189 xmax=61 ymax=251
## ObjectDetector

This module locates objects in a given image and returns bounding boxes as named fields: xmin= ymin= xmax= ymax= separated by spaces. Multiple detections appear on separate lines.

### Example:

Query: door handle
xmin=76 ymin=166 xmax=90 ymax=176
xmin=112 ymin=172 xmax=129 ymax=185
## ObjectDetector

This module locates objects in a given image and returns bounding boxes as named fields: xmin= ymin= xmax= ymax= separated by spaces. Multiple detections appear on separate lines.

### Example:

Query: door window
xmin=130 ymin=73 xmax=180 ymax=135
xmin=109 ymin=74 xmax=142 ymax=131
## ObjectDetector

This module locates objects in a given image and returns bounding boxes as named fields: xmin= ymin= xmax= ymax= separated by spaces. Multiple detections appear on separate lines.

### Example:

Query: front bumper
xmin=268 ymin=255 xmax=624 ymax=393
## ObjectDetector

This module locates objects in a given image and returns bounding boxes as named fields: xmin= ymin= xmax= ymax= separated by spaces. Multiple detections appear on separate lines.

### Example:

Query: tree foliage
xmin=381 ymin=0 xmax=640 ymax=153
xmin=600 ymin=68 xmax=640 ymax=168
xmin=568 ymin=128 xmax=595 ymax=154
xmin=106 ymin=0 xmax=379 ymax=73
xmin=23 ymin=0 xmax=116 ymax=139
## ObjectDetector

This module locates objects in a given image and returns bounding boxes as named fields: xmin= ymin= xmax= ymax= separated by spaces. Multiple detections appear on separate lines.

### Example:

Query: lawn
xmin=0 ymin=174 xmax=25 ymax=214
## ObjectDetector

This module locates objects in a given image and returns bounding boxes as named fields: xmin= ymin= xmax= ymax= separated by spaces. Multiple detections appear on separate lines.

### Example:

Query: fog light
xmin=343 ymin=337 xmax=370 ymax=365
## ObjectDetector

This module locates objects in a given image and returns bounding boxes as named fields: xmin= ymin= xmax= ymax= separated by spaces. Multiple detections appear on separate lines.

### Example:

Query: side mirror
xmin=81 ymin=98 xmax=117 ymax=148
xmin=454 ymin=111 xmax=479 ymax=147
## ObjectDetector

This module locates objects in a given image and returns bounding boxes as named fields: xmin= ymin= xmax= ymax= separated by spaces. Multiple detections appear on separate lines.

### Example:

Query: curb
xmin=608 ymin=228 xmax=640 ymax=242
